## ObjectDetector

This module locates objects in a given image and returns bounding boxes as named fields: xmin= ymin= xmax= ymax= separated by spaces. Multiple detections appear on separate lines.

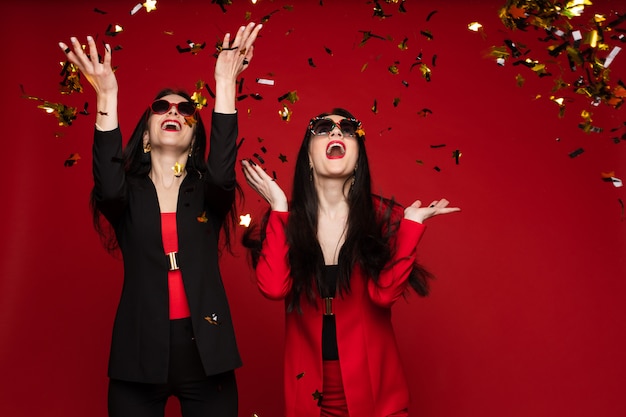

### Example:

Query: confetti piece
xmin=197 ymin=211 xmax=208 ymax=223
xmin=64 ymin=153 xmax=81 ymax=167
xmin=372 ymin=1 xmax=391 ymax=19
xmin=239 ymin=214 xmax=251 ymax=227
xmin=177 ymin=40 xmax=206 ymax=54
xmin=468 ymin=22 xmax=483 ymax=32
xmin=312 ymin=389 xmax=323 ymax=405
xmin=420 ymin=30 xmax=433 ymax=41
xmin=105 ymin=24 xmax=124 ymax=36
xmin=388 ymin=63 xmax=400 ymax=74
xmin=426 ymin=10 xmax=438 ymax=21
xmin=604 ymin=46 xmax=622 ymax=68
xmin=279 ymin=153 xmax=288 ymax=163
xmin=452 ymin=149 xmax=462 ymax=164
xmin=296 ymin=372 xmax=305 ymax=379
xmin=257 ymin=78 xmax=275 ymax=85
xmin=277 ymin=91 xmax=299 ymax=104
xmin=204 ymin=314 xmax=219 ymax=325
xmin=568 ymin=148 xmax=584 ymax=158
xmin=172 ymin=162 xmax=184 ymax=177
xmin=419 ymin=63 xmax=432 ymax=81
xmin=130 ymin=3 xmax=142 ymax=15
xmin=253 ymin=153 xmax=265 ymax=164
xmin=143 ymin=0 xmax=157 ymax=13
xmin=279 ymin=104 xmax=292 ymax=122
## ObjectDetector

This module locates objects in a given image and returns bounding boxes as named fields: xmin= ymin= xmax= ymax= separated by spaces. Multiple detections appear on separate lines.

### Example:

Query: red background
xmin=1 ymin=1 xmax=625 ymax=416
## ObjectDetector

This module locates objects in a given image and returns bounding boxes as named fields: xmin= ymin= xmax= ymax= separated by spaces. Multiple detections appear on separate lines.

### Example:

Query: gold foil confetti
xmin=143 ymin=0 xmax=157 ymax=13
xmin=172 ymin=162 xmax=184 ymax=177
xmin=239 ymin=214 xmax=251 ymax=227
xmin=204 ymin=314 xmax=219 ymax=325
xmin=279 ymin=104 xmax=292 ymax=122
xmin=197 ymin=211 xmax=208 ymax=223
xmin=64 ymin=153 xmax=81 ymax=167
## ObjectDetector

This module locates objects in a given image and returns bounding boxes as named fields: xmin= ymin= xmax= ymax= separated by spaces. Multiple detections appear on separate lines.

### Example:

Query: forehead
xmin=159 ymin=94 xmax=187 ymax=103
xmin=326 ymin=114 xmax=344 ymax=122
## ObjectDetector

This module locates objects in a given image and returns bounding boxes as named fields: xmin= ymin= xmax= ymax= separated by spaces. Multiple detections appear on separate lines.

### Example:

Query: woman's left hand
xmin=404 ymin=198 xmax=461 ymax=223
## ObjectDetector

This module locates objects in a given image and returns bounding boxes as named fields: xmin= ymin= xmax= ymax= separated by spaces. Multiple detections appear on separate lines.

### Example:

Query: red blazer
xmin=256 ymin=210 xmax=426 ymax=417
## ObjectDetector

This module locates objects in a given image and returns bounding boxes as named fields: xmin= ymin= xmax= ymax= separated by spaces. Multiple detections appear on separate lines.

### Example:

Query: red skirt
xmin=321 ymin=360 xmax=348 ymax=417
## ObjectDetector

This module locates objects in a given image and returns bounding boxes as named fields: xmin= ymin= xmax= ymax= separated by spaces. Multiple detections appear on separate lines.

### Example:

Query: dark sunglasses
xmin=308 ymin=117 xmax=362 ymax=138
xmin=150 ymin=99 xmax=197 ymax=117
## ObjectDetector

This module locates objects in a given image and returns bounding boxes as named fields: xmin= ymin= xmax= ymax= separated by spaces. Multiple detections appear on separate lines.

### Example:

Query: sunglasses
xmin=308 ymin=117 xmax=362 ymax=138
xmin=150 ymin=99 xmax=197 ymax=117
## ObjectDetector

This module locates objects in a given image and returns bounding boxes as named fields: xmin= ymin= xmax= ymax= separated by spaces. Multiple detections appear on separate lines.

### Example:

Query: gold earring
xmin=143 ymin=143 xmax=151 ymax=153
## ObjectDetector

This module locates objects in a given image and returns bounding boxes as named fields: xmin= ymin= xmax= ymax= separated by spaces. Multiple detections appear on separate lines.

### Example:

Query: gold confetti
xmin=64 ymin=153 xmax=81 ymax=167
xmin=468 ymin=22 xmax=483 ymax=32
xmin=279 ymin=104 xmax=292 ymax=122
xmin=143 ymin=0 xmax=157 ymax=12
xmin=239 ymin=214 xmax=251 ymax=227
xmin=172 ymin=162 xmax=184 ymax=177
xmin=197 ymin=211 xmax=208 ymax=223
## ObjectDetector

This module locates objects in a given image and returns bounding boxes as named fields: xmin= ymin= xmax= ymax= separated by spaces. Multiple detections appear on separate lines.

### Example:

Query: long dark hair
xmin=244 ymin=108 xmax=433 ymax=312
xmin=91 ymin=88 xmax=240 ymax=254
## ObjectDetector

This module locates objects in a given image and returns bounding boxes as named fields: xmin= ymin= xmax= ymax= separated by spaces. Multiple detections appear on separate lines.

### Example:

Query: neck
xmin=315 ymin=178 xmax=349 ymax=219
xmin=149 ymin=151 xmax=189 ymax=188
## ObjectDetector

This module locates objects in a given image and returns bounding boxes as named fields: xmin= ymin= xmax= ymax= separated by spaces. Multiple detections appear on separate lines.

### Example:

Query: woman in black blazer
xmin=59 ymin=22 xmax=262 ymax=417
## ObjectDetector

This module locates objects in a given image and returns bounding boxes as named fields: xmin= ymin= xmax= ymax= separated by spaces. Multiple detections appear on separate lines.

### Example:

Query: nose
xmin=168 ymin=104 xmax=179 ymax=115
xmin=329 ymin=125 xmax=343 ymax=137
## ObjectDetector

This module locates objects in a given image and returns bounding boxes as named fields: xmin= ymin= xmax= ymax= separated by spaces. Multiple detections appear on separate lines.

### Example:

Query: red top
xmin=161 ymin=212 xmax=191 ymax=319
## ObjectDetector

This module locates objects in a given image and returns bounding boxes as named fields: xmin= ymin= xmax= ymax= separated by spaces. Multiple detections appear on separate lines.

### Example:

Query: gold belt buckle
xmin=323 ymin=297 xmax=334 ymax=316
xmin=167 ymin=251 xmax=179 ymax=271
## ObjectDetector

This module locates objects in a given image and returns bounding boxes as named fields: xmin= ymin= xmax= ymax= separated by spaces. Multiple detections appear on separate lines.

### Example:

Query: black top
xmin=321 ymin=265 xmax=339 ymax=360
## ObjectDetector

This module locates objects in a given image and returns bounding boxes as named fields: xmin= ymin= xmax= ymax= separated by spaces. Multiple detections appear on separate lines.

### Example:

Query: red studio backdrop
xmin=1 ymin=0 xmax=625 ymax=416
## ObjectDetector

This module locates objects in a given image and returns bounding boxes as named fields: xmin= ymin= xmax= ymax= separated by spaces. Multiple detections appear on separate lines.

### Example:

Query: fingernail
xmin=248 ymin=159 xmax=256 ymax=166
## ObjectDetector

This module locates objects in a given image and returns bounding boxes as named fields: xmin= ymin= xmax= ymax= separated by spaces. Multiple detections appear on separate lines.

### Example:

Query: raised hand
xmin=215 ymin=22 xmax=262 ymax=82
xmin=58 ymin=36 xmax=117 ymax=97
xmin=58 ymin=36 xmax=118 ymax=130
xmin=241 ymin=160 xmax=288 ymax=212
xmin=214 ymin=22 xmax=262 ymax=113
xmin=403 ymin=198 xmax=460 ymax=224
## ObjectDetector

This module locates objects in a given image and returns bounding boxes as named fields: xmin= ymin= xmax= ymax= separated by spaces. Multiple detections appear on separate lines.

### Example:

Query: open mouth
xmin=326 ymin=141 xmax=346 ymax=159
xmin=161 ymin=119 xmax=182 ymax=131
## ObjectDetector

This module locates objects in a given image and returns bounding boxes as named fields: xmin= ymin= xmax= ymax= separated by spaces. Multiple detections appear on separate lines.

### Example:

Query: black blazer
xmin=92 ymin=112 xmax=242 ymax=383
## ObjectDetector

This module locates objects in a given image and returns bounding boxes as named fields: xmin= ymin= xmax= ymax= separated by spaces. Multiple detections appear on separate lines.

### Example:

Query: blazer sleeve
xmin=205 ymin=111 xmax=238 ymax=218
xmin=255 ymin=211 xmax=293 ymax=300
xmin=367 ymin=218 xmax=426 ymax=307
xmin=92 ymin=126 xmax=127 ymax=225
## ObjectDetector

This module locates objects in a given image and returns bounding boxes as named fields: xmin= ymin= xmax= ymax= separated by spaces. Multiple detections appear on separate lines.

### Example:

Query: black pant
xmin=108 ymin=318 xmax=238 ymax=417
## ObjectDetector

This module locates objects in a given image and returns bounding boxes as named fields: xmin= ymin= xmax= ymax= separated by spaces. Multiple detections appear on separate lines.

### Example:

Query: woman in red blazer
xmin=242 ymin=109 xmax=460 ymax=417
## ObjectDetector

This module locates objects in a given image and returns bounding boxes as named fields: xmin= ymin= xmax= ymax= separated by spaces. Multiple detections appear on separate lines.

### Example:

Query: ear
xmin=142 ymin=130 xmax=149 ymax=147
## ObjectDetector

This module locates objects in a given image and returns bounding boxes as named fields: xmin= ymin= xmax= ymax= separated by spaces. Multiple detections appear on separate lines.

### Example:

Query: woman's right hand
xmin=58 ymin=36 xmax=118 ymax=97
xmin=59 ymin=36 xmax=118 ymax=130
xmin=241 ymin=160 xmax=288 ymax=212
